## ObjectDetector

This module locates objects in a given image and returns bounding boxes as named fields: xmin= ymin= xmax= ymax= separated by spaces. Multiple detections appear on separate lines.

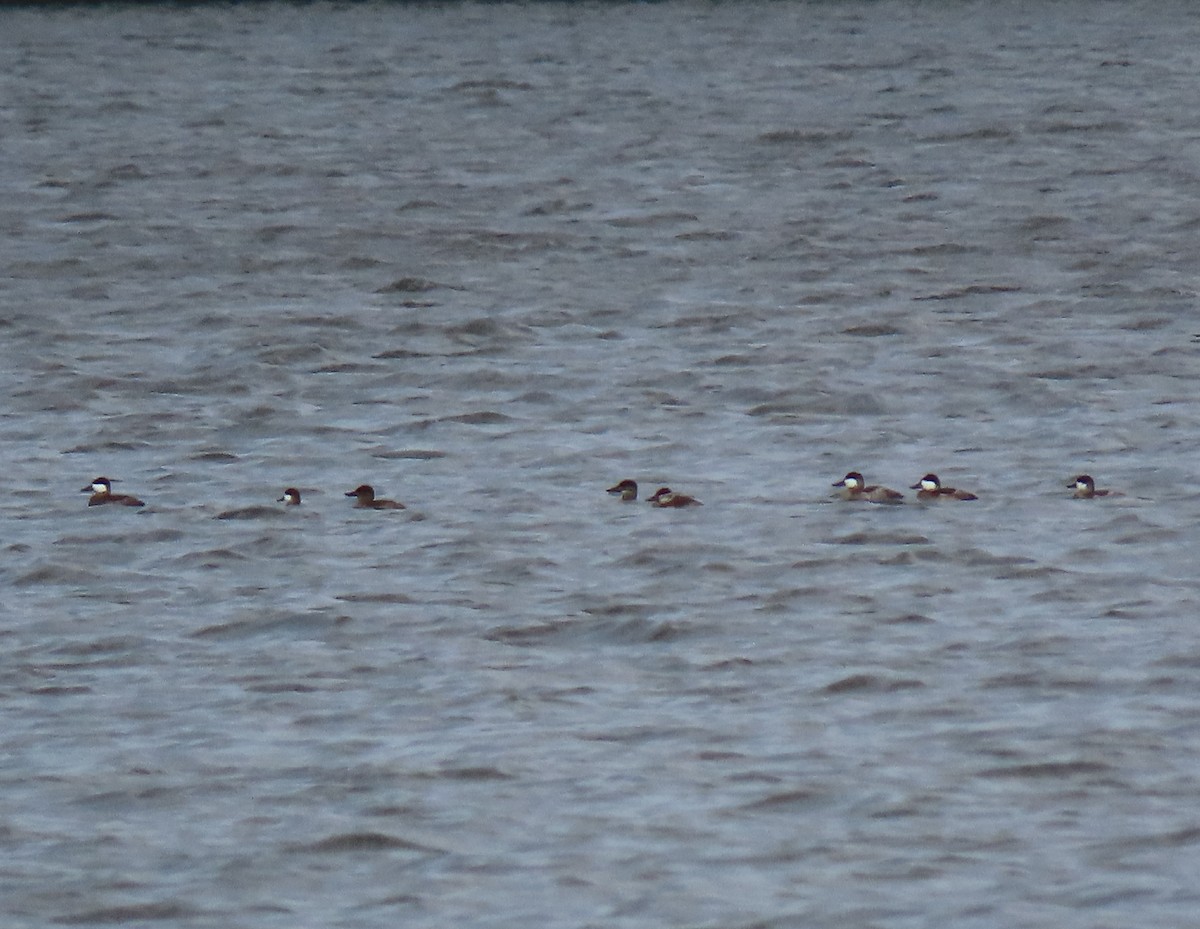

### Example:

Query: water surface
xmin=3 ymin=2 xmax=1200 ymax=927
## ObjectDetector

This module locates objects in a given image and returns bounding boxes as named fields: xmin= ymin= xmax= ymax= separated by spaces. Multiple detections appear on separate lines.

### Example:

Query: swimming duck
xmin=910 ymin=473 xmax=977 ymax=501
xmin=278 ymin=488 xmax=302 ymax=505
xmin=832 ymin=471 xmax=904 ymax=503
xmin=345 ymin=484 xmax=406 ymax=509
xmin=647 ymin=486 xmax=702 ymax=507
xmin=1069 ymin=475 xmax=1111 ymax=499
xmin=82 ymin=477 xmax=145 ymax=507
xmin=606 ymin=479 xmax=638 ymax=501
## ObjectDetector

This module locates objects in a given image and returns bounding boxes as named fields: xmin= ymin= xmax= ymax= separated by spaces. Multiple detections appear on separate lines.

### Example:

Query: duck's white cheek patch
xmin=922 ymin=480 xmax=937 ymax=491
xmin=92 ymin=482 xmax=107 ymax=493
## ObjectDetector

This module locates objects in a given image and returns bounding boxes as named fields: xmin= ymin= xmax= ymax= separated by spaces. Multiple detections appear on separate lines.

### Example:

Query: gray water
xmin=4 ymin=1 xmax=1200 ymax=926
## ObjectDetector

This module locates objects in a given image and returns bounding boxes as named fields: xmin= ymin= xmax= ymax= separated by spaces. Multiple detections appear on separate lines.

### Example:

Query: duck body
xmin=832 ymin=471 xmax=904 ymax=504
xmin=606 ymin=479 xmax=638 ymax=501
xmin=647 ymin=486 xmax=702 ymax=507
xmin=82 ymin=477 xmax=144 ymax=507
xmin=910 ymin=473 xmax=977 ymax=501
xmin=346 ymin=484 xmax=405 ymax=509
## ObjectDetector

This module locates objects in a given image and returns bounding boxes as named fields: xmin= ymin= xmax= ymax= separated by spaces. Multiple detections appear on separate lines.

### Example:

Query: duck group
xmin=84 ymin=478 xmax=409 ymax=511
xmin=81 ymin=470 xmax=1118 ymax=511
xmin=825 ymin=470 xmax=1118 ymax=503
xmin=608 ymin=470 xmax=1117 ymax=508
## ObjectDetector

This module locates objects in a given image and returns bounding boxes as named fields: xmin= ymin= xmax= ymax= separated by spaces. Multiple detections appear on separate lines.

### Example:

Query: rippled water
xmin=4 ymin=2 xmax=1200 ymax=926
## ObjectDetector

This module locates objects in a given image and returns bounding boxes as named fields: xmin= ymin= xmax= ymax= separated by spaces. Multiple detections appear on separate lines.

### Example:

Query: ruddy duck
xmin=278 ymin=488 xmax=302 ymax=506
xmin=345 ymin=484 xmax=405 ymax=509
xmin=1069 ymin=474 xmax=1111 ymax=498
xmin=606 ymin=479 xmax=638 ymax=501
xmin=832 ymin=471 xmax=904 ymax=503
xmin=910 ymin=473 xmax=977 ymax=501
xmin=82 ymin=477 xmax=144 ymax=507
xmin=647 ymin=486 xmax=702 ymax=507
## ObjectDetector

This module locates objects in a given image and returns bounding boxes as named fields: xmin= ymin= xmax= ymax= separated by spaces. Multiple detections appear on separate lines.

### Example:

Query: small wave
xmin=29 ymin=685 xmax=93 ymax=696
xmin=363 ymin=447 xmax=447 ymax=460
xmin=169 ymin=548 xmax=249 ymax=568
xmin=374 ymin=276 xmax=447 ymax=294
xmin=293 ymin=832 xmax=442 ymax=854
xmin=418 ymin=766 xmax=511 ymax=781
xmin=192 ymin=609 xmax=348 ymax=640
xmin=487 ymin=614 xmax=690 ymax=647
xmin=826 ymin=532 xmax=931 ymax=546
xmin=976 ymin=760 xmax=1114 ymax=779
xmin=57 ymin=211 xmax=119 ymax=224
xmin=606 ymin=211 xmax=700 ymax=228
xmin=914 ymin=283 xmax=1021 ymax=300
xmin=335 ymin=592 xmax=413 ymax=604
xmin=842 ymin=322 xmax=903 ymax=336
xmin=14 ymin=564 xmax=98 ymax=586
xmin=822 ymin=673 xmax=925 ymax=694
xmin=757 ymin=128 xmax=853 ymax=145
xmin=435 ymin=411 xmax=513 ymax=426
xmin=739 ymin=787 xmax=826 ymax=812
xmin=214 ymin=506 xmax=283 ymax=520
xmin=55 ymin=901 xmax=199 ymax=925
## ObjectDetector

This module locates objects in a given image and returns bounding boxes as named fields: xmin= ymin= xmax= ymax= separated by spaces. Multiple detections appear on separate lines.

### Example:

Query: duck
xmin=647 ymin=486 xmax=702 ymax=507
xmin=910 ymin=473 xmax=977 ymax=501
xmin=1069 ymin=474 xmax=1111 ymax=499
xmin=278 ymin=488 xmax=302 ymax=506
xmin=345 ymin=484 xmax=405 ymax=509
xmin=832 ymin=471 xmax=904 ymax=504
xmin=606 ymin=479 xmax=639 ymax=501
xmin=82 ymin=477 xmax=145 ymax=507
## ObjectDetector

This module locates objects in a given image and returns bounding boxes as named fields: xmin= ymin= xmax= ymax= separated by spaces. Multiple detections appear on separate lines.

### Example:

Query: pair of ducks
xmin=83 ymin=477 xmax=405 ymax=510
xmin=832 ymin=472 xmax=976 ymax=504
xmin=606 ymin=479 xmax=701 ymax=507
xmin=281 ymin=485 xmax=405 ymax=509
xmin=833 ymin=471 xmax=1112 ymax=503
